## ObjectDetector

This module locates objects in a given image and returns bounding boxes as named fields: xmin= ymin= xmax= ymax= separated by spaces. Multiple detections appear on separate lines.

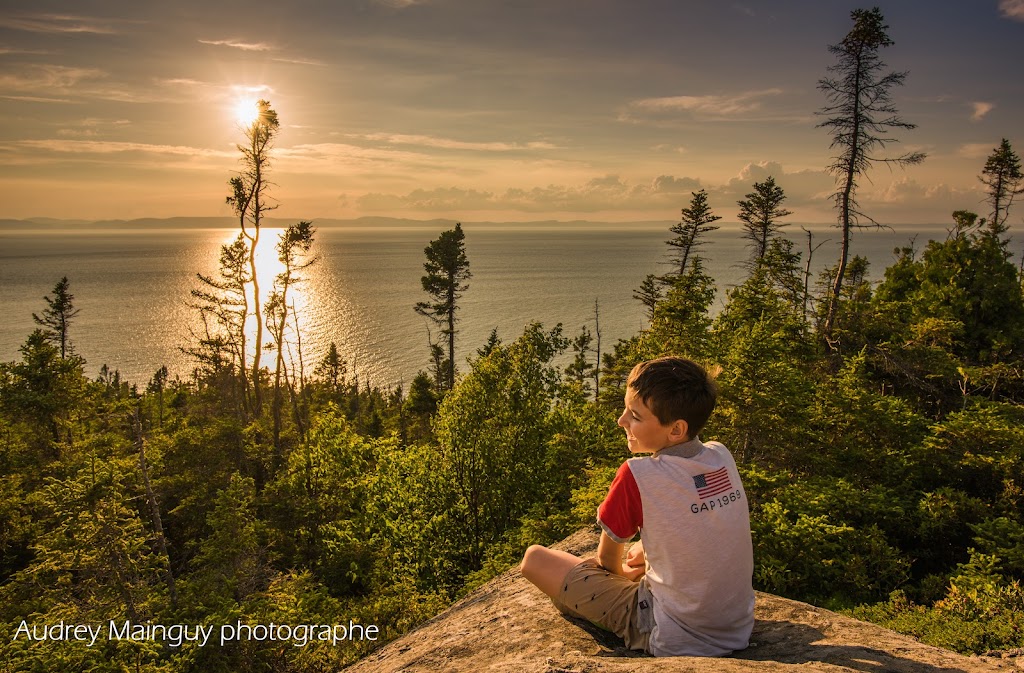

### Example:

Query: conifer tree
xmin=32 ymin=276 xmax=79 ymax=359
xmin=979 ymin=138 xmax=1024 ymax=233
xmin=737 ymin=176 xmax=792 ymax=265
xmin=414 ymin=223 xmax=471 ymax=391
xmin=666 ymin=190 xmax=720 ymax=278
xmin=817 ymin=7 xmax=925 ymax=336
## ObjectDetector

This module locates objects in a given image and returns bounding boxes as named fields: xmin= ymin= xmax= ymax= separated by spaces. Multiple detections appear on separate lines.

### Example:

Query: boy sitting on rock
xmin=520 ymin=356 xmax=754 ymax=656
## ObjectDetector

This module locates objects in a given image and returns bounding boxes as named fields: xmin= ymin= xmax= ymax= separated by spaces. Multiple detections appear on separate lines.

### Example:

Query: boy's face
xmin=617 ymin=388 xmax=688 ymax=454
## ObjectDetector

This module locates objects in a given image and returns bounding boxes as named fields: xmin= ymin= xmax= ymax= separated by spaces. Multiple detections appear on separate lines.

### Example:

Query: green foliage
xmin=647 ymin=257 xmax=716 ymax=360
xmin=806 ymin=352 xmax=927 ymax=483
xmin=848 ymin=550 xmax=1024 ymax=654
xmin=913 ymin=220 xmax=1024 ymax=363
xmin=431 ymin=323 xmax=568 ymax=572
xmin=751 ymin=500 xmax=909 ymax=607
xmin=745 ymin=469 xmax=912 ymax=606
xmin=266 ymin=409 xmax=375 ymax=595
xmin=0 ymin=330 xmax=88 ymax=458
xmin=908 ymin=402 xmax=1024 ymax=497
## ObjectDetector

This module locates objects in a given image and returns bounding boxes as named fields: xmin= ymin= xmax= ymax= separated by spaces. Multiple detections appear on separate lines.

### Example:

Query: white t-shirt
xmin=597 ymin=437 xmax=755 ymax=656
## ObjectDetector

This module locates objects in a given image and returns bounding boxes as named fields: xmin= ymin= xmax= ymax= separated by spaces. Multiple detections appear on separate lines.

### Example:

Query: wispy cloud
xmin=198 ymin=39 xmax=275 ymax=52
xmin=873 ymin=178 xmax=979 ymax=206
xmin=352 ymin=133 xmax=558 ymax=152
xmin=0 ymin=94 xmax=75 ymax=103
xmin=0 ymin=47 xmax=53 ymax=56
xmin=272 ymin=56 xmax=327 ymax=67
xmin=0 ymin=64 xmax=184 ymax=104
xmin=56 ymin=118 xmax=131 ymax=138
xmin=374 ymin=0 xmax=430 ymax=8
xmin=999 ymin=0 xmax=1024 ymax=21
xmin=0 ymin=14 xmax=119 ymax=34
xmin=276 ymin=142 xmax=436 ymax=174
xmin=958 ymin=143 xmax=995 ymax=159
xmin=12 ymin=139 xmax=233 ymax=159
xmin=630 ymin=88 xmax=784 ymax=117
xmin=970 ymin=101 xmax=994 ymax=121
xmin=0 ymin=65 xmax=106 ymax=93
xmin=357 ymin=174 xmax=708 ymax=213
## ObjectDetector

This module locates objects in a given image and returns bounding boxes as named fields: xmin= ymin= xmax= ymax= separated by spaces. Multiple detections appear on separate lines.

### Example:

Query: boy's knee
xmin=520 ymin=544 xmax=547 ymax=575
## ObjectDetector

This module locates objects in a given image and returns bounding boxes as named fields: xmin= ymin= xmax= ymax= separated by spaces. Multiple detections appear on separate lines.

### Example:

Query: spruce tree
xmin=979 ymin=138 xmax=1024 ymax=233
xmin=32 ymin=276 xmax=79 ymax=359
xmin=414 ymin=223 xmax=471 ymax=391
xmin=817 ymin=7 xmax=925 ymax=337
xmin=666 ymin=189 xmax=720 ymax=279
xmin=737 ymin=176 xmax=792 ymax=265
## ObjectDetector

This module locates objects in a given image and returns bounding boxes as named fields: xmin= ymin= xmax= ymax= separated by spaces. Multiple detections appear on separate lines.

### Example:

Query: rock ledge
xmin=346 ymin=528 xmax=1010 ymax=672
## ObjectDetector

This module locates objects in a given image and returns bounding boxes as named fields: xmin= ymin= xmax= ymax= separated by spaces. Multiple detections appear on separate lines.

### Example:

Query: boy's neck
xmin=653 ymin=436 xmax=703 ymax=459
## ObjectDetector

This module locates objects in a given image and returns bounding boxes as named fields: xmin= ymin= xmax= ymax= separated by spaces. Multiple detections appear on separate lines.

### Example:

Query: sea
xmin=2 ymin=218 xmax=1014 ymax=389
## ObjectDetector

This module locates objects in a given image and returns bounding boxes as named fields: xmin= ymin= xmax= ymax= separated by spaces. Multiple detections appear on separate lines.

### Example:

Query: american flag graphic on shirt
xmin=693 ymin=466 xmax=733 ymax=499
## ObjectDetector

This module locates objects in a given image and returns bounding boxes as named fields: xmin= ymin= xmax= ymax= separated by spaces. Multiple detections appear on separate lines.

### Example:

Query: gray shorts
xmin=551 ymin=559 xmax=651 ymax=652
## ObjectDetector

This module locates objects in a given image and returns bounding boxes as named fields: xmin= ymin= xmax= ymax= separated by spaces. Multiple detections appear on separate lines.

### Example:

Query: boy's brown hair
xmin=627 ymin=356 xmax=719 ymax=437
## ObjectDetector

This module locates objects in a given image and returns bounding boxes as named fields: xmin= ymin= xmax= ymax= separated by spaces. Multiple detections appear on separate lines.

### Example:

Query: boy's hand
xmin=620 ymin=562 xmax=645 ymax=581
xmin=622 ymin=540 xmax=645 ymax=580
xmin=625 ymin=540 xmax=645 ymax=568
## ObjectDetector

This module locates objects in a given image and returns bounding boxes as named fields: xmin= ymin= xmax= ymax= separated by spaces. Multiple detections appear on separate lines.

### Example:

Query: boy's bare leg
xmin=520 ymin=545 xmax=587 ymax=599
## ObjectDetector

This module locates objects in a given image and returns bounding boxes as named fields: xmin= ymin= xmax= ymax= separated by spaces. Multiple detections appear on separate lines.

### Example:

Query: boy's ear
xmin=669 ymin=419 xmax=689 ymax=442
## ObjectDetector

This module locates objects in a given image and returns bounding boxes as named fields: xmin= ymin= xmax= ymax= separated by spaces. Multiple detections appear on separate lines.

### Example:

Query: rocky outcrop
xmin=347 ymin=528 xmax=1013 ymax=672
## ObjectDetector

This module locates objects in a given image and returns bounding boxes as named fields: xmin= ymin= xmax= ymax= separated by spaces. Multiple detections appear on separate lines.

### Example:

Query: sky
xmin=1 ymin=0 xmax=1023 ymax=224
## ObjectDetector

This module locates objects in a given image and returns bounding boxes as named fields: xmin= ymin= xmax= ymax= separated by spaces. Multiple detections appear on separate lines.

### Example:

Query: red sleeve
xmin=597 ymin=461 xmax=643 ymax=543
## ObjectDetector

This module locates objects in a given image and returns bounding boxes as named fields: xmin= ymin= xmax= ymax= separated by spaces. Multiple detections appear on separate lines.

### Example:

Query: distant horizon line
xmin=0 ymin=215 xmax=953 ymax=231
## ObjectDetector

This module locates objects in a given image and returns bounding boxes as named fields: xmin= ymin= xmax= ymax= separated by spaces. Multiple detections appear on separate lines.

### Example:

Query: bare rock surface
xmin=347 ymin=528 xmax=1012 ymax=672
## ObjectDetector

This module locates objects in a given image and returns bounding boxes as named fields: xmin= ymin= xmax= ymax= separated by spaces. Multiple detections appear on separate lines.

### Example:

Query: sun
xmin=232 ymin=97 xmax=261 ymax=126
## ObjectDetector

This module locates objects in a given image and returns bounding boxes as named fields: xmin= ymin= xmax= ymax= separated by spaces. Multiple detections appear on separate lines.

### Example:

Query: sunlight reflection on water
xmin=3 ymin=222 xmax=1015 ymax=389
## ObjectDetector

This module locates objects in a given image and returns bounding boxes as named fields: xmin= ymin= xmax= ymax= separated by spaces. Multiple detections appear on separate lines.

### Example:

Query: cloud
xmin=629 ymin=88 xmax=784 ymax=118
xmin=198 ymin=39 xmax=275 ymax=52
xmin=351 ymin=133 xmax=558 ymax=152
xmin=970 ymin=101 xmax=994 ymax=121
xmin=276 ymin=142 xmax=436 ymax=174
xmin=349 ymin=163 xmax=853 ymax=218
xmin=374 ymin=0 xmax=430 ymax=7
xmin=715 ymin=161 xmax=835 ymax=210
xmin=357 ymin=174 xmax=709 ymax=213
xmin=0 ymin=13 xmax=119 ymax=34
xmin=56 ymin=118 xmax=131 ymax=138
xmin=359 ymin=187 xmax=496 ymax=211
xmin=999 ymin=0 xmax=1024 ymax=21
xmin=872 ymin=178 xmax=979 ymax=207
xmin=11 ymin=139 xmax=232 ymax=159
xmin=0 ymin=94 xmax=75 ymax=103
xmin=0 ymin=65 xmax=105 ymax=92
xmin=0 ymin=64 xmax=188 ymax=104
xmin=0 ymin=47 xmax=53 ymax=56
xmin=272 ymin=56 xmax=327 ymax=67
xmin=651 ymin=175 xmax=702 ymax=194
xmin=958 ymin=143 xmax=995 ymax=159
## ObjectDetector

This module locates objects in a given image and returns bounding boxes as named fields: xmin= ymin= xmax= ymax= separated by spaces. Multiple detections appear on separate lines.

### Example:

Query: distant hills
xmin=0 ymin=215 xmax=777 ymax=231
xmin=0 ymin=216 xmax=464 ymax=230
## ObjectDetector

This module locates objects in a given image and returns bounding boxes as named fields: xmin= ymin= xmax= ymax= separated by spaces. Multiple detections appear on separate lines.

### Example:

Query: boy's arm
xmin=596 ymin=531 xmax=645 ymax=581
